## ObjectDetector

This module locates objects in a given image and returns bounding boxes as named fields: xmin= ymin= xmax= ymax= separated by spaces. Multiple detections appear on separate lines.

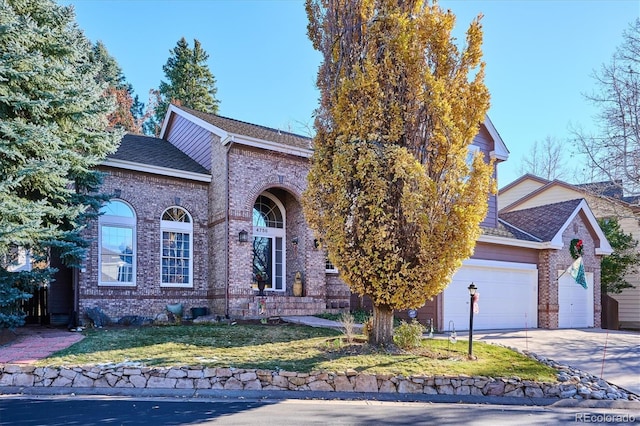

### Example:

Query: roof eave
xmin=483 ymin=115 xmax=509 ymax=161
xmin=222 ymin=133 xmax=313 ymax=158
xmin=477 ymin=234 xmax=558 ymax=250
xmin=548 ymin=199 xmax=614 ymax=254
xmin=102 ymin=159 xmax=212 ymax=182
xmin=164 ymin=104 xmax=313 ymax=158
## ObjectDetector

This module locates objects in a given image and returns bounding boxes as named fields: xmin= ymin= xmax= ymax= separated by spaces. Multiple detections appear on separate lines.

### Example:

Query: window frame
xmin=98 ymin=200 xmax=136 ymax=287
xmin=325 ymin=255 xmax=338 ymax=274
xmin=160 ymin=206 xmax=194 ymax=288
xmin=252 ymin=192 xmax=286 ymax=292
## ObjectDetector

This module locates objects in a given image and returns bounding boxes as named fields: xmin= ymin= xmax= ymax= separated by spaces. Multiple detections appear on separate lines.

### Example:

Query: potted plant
xmin=255 ymin=272 xmax=268 ymax=296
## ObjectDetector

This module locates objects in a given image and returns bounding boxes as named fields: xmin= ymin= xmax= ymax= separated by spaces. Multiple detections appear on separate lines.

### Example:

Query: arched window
xmin=99 ymin=200 xmax=136 ymax=286
xmin=253 ymin=195 xmax=284 ymax=228
xmin=252 ymin=193 xmax=286 ymax=292
xmin=160 ymin=207 xmax=193 ymax=288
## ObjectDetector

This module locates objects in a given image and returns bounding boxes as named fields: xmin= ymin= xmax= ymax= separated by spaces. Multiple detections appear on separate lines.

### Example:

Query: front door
xmin=252 ymin=193 xmax=286 ymax=292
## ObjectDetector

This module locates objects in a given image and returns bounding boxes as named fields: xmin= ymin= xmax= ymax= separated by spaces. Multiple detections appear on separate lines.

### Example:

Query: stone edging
xmin=0 ymin=363 xmax=634 ymax=401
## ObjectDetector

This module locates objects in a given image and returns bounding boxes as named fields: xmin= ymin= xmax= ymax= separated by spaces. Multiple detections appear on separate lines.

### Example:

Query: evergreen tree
xmin=0 ymin=0 xmax=122 ymax=328
xmin=150 ymin=37 xmax=220 ymax=135
xmin=304 ymin=0 xmax=492 ymax=345
xmin=598 ymin=218 xmax=639 ymax=294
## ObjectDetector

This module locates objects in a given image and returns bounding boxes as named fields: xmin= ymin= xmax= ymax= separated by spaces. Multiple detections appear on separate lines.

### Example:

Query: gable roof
xmin=483 ymin=115 xmax=510 ymax=161
xmin=498 ymin=173 xmax=550 ymax=195
xmin=499 ymin=174 xmax=638 ymax=213
xmin=498 ymin=198 xmax=612 ymax=254
xmin=103 ymin=133 xmax=211 ymax=181
xmin=500 ymin=199 xmax=583 ymax=242
xmin=162 ymin=105 xmax=507 ymax=162
xmin=161 ymin=105 xmax=313 ymax=157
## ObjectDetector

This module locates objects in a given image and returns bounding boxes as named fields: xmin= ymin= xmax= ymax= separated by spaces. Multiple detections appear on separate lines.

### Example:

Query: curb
xmin=2 ymin=386 xmax=639 ymax=410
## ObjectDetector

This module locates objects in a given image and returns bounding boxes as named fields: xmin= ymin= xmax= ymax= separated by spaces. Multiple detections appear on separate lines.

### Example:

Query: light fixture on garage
xmin=468 ymin=283 xmax=478 ymax=359
xmin=238 ymin=230 xmax=249 ymax=243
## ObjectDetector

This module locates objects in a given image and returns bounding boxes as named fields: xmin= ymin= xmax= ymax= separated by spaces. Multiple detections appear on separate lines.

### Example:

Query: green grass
xmin=315 ymin=309 xmax=372 ymax=324
xmin=41 ymin=323 xmax=557 ymax=382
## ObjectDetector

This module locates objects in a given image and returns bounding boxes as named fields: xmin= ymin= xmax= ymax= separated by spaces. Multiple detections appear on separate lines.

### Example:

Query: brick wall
xmin=223 ymin=145 xmax=343 ymax=317
xmin=538 ymin=213 xmax=601 ymax=328
xmin=79 ymin=168 xmax=211 ymax=322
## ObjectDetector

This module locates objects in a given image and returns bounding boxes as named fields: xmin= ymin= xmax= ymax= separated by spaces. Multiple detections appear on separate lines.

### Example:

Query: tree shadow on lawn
xmin=42 ymin=323 xmax=556 ymax=380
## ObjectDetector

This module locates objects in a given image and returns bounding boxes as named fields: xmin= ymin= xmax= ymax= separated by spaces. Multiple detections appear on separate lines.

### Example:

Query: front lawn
xmin=40 ymin=322 xmax=557 ymax=382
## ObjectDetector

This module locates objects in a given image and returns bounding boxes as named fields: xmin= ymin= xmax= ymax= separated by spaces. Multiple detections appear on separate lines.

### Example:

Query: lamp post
xmin=468 ymin=283 xmax=477 ymax=359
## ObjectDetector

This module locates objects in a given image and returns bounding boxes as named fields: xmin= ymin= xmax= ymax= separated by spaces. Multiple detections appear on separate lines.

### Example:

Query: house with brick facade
xmin=46 ymin=105 xmax=612 ymax=330
xmin=499 ymin=175 xmax=639 ymax=330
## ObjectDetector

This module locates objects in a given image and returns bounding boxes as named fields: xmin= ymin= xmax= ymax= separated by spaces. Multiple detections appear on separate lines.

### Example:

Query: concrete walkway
xmin=469 ymin=328 xmax=640 ymax=396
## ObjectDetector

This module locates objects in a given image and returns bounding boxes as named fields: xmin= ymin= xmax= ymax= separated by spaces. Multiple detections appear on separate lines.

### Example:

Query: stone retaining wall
xmin=0 ymin=364 xmax=632 ymax=400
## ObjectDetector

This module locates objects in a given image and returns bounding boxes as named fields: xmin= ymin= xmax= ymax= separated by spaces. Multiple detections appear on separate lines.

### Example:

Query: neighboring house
xmin=45 ymin=106 xmax=612 ymax=330
xmin=499 ymin=175 xmax=640 ymax=330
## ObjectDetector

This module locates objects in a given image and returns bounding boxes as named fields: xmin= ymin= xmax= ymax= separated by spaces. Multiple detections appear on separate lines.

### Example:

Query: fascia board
xmin=161 ymin=104 xmax=230 ymax=141
xmin=549 ymin=199 xmax=614 ymax=254
xmin=477 ymin=234 xmax=558 ymax=250
xmin=224 ymin=133 xmax=313 ymax=158
xmin=102 ymin=159 xmax=212 ymax=182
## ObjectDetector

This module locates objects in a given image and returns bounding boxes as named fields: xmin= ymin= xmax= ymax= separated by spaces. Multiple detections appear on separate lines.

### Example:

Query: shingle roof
xmin=107 ymin=133 xmax=210 ymax=175
xmin=498 ymin=199 xmax=583 ymax=242
xmin=176 ymin=106 xmax=313 ymax=150
xmin=575 ymin=180 xmax=624 ymax=199
xmin=481 ymin=221 xmax=542 ymax=242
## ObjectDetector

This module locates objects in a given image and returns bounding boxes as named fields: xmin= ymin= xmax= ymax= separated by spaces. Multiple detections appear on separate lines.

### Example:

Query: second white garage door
xmin=558 ymin=271 xmax=594 ymax=328
xmin=443 ymin=259 xmax=538 ymax=330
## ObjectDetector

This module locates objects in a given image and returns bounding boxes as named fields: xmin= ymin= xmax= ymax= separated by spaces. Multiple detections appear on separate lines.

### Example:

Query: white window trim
xmin=98 ymin=200 xmax=136 ymax=287
xmin=252 ymin=192 xmax=287 ymax=292
xmin=325 ymin=255 xmax=338 ymax=274
xmin=160 ymin=207 xmax=194 ymax=288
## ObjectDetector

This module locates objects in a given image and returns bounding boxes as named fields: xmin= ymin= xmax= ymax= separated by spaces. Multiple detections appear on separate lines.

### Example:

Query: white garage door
xmin=443 ymin=259 xmax=538 ymax=330
xmin=558 ymin=271 xmax=594 ymax=328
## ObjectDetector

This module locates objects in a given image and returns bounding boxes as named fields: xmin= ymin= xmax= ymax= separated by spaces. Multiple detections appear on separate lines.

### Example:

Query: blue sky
xmin=62 ymin=0 xmax=638 ymax=187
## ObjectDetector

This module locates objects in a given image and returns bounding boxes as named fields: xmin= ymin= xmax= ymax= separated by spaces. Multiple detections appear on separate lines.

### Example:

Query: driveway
xmin=465 ymin=328 xmax=640 ymax=396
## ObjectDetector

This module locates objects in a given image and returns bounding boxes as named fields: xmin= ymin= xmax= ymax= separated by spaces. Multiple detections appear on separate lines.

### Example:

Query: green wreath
xmin=569 ymin=238 xmax=583 ymax=259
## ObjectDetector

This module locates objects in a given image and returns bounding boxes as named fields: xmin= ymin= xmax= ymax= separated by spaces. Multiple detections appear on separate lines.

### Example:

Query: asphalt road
xmin=0 ymin=395 xmax=638 ymax=426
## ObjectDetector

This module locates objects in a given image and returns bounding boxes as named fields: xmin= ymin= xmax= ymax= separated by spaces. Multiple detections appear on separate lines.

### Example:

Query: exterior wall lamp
xmin=238 ymin=230 xmax=248 ymax=243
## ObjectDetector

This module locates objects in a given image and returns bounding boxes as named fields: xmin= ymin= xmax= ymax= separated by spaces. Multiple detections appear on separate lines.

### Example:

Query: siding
xmin=498 ymin=179 xmax=547 ymax=211
xmin=472 ymin=242 xmax=539 ymax=264
xmin=504 ymin=186 xmax=583 ymax=212
xmin=603 ymin=210 xmax=640 ymax=327
xmin=166 ymin=114 xmax=213 ymax=171
xmin=473 ymin=124 xmax=498 ymax=228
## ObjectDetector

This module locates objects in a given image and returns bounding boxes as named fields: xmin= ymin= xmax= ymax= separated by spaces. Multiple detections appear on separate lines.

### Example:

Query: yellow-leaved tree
xmin=303 ymin=0 xmax=495 ymax=346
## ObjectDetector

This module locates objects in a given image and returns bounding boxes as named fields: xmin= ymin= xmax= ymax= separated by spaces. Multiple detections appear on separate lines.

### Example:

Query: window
xmin=252 ymin=193 xmax=286 ymax=291
xmin=466 ymin=145 xmax=480 ymax=169
xmin=99 ymin=200 xmax=136 ymax=286
xmin=161 ymin=207 xmax=193 ymax=287
xmin=325 ymin=255 xmax=337 ymax=273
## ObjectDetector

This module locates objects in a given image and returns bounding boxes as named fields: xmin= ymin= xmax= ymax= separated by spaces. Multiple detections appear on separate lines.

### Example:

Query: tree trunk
xmin=370 ymin=304 xmax=394 ymax=347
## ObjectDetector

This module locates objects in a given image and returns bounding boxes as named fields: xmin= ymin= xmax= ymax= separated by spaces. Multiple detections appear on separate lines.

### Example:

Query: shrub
xmin=393 ymin=320 xmax=425 ymax=349
xmin=339 ymin=312 xmax=356 ymax=343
